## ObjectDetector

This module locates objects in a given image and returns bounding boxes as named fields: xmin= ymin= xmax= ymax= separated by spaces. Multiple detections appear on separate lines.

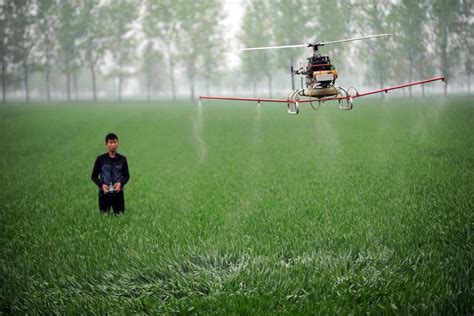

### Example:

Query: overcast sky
xmin=222 ymin=0 xmax=245 ymax=67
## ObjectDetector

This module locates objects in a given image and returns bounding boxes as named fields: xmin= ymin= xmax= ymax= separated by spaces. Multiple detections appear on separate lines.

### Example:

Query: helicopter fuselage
xmin=295 ymin=53 xmax=340 ymax=98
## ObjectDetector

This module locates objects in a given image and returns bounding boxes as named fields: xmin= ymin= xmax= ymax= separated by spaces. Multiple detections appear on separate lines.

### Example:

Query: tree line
xmin=0 ymin=0 xmax=472 ymax=103
xmin=240 ymin=0 xmax=472 ymax=97
xmin=0 ymin=0 xmax=225 ymax=102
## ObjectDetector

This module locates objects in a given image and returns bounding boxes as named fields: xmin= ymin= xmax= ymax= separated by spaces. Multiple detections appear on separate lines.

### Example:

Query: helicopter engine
xmin=295 ymin=55 xmax=340 ymax=98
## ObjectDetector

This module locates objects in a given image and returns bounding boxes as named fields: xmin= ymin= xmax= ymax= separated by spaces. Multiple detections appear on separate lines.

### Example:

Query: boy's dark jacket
xmin=91 ymin=153 xmax=130 ymax=189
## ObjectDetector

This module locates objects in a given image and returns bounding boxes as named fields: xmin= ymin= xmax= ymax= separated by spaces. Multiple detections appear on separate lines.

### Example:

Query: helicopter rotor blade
xmin=241 ymin=34 xmax=393 ymax=52
xmin=241 ymin=44 xmax=307 ymax=51
xmin=318 ymin=33 xmax=393 ymax=46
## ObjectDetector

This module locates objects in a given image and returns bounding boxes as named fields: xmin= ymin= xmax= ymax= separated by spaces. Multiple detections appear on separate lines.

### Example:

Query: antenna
xmin=299 ymin=62 xmax=304 ymax=90
xmin=291 ymin=65 xmax=295 ymax=90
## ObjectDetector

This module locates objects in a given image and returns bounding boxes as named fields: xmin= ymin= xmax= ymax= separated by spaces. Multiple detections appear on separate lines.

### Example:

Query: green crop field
xmin=0 ymin=98 xmax=473 ymax=314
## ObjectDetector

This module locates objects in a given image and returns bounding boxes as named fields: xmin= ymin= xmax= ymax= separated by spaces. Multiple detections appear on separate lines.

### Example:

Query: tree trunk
xmin=205 ymin=76 xmax=210 ymax=96
xmin=267 ymin=74 xmax=272 ymax=98
xmin=118 ymin=74 xmax=123 ymax=102
xmin=23 ymin=61 xmax=29 ymax=103
xmin=188 ymin=62 xmax=196 ymax=101
xmin=408 ymin=72 xmax=412 ymax=98
xmin=420 ymin=64 xmax=425 ymax=98
xmin=118 ymin=52 xmax=123 ymax=102
xmin=146 ymin=72 xmax=151 ymax=102
xmin=66 ymin=60 xmax=71 ymax=101
xmin=166 ymin=45 xmax=176 ymax=101
xmin=379 ymin=65 xmax=384 ymax=99
xmin=66 ymin=72 xmax=71 ymax=101
xmin=90 ymin=65 xmax=97 ymax=102
xmin=73 ymin=70 xmax=78 ymax=101
xmin=190 ymin=73 xmax=195 ymax=101
xmin=45 ymin=35 xmax=51 ymax=102
xmin=441 ymin=25 xmax=448 ymax=97
xmin=45 ymin=66 xmax=51 ymax=102
xmin=169 ymin=55 xmax=176 ymax=101
xmin=467 ymin=74 xmax=471 ymax=96
xmin=1 ymin=58 xmax=6 ymax=103
xmin=408 ymin=54 xmax=413 ymax=98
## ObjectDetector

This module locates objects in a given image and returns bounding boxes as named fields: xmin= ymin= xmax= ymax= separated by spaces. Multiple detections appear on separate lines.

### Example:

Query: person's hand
xmin=114 ymin=182 xmax=122 ymax=192
xmin=102 ymin=184 xmax=109 ymax=194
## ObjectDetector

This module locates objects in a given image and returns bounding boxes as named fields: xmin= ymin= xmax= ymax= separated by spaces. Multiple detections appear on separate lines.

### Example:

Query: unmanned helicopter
xmin=199 ymin=33 xmax=445 ymax=114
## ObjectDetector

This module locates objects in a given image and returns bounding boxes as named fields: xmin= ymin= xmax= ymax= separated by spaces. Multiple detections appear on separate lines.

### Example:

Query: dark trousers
xmin=99 ymin=191 xmax=125 ymax=214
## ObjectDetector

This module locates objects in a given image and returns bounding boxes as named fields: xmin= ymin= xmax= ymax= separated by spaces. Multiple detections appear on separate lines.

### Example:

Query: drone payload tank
xmin=302 ymin=86 xmax=340 ymax=98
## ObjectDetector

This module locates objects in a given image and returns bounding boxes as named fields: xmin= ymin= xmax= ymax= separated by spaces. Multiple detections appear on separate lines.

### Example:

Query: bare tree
xmin=431 ymin=0 xmax=464 ymax=96
xmin=77 ymin=0 xmax=107 ymax=102
xmin=9 ymin=0 xmax=37 ymax=103
xmin=460 ymin=1 xmax=473 ymax=95
xmin=354 ymin=0 xmax=397 ymax=96
xmin=36 ymin=0 xmax=57 ymax=102
xmin=393 ymin=1 xmax=432 ymax=97
xmin=240 ymin=0 xmax=275 ymax=97
xmin=0 ymin=0 xmax=15 ymax=103
xmin=104 ymin=0 xmax=137 ymax=102
xmin=143 ymin=0 xmax=179 ymax=100
xmin=141 ymin=41 xmax=163 ymax=101
xmin=56 ymin=1 xmax=82 ymax=101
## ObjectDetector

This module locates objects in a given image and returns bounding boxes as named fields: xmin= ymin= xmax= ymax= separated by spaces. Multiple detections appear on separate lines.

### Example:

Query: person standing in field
xmin=91 ymin=133 xmax=130 ymax=214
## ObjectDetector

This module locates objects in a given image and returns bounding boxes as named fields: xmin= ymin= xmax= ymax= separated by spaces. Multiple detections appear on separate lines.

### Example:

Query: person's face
xmin=106 ymin=139 xmax=118 ymax=152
